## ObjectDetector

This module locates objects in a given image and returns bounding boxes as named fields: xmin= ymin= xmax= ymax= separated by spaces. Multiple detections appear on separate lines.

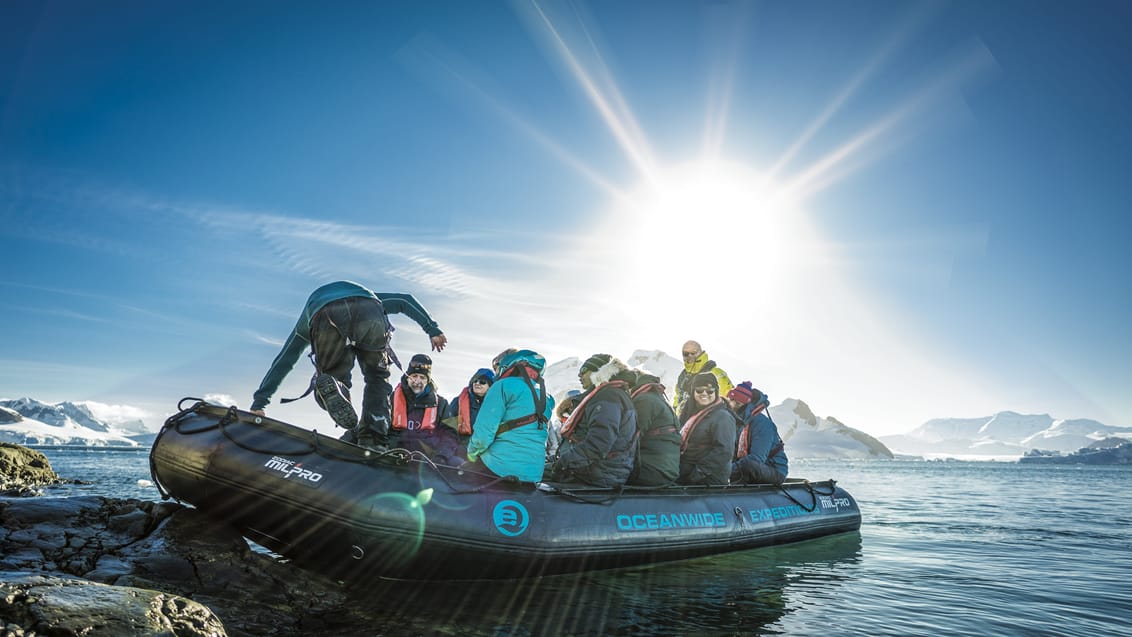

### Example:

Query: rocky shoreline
xmin=0 ymin=443 xmax=375 ymax=636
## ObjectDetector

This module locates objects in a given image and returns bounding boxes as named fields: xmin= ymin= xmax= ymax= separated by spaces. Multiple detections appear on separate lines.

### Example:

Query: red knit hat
xmin=726 ymin=381 xmax=758 ymax=405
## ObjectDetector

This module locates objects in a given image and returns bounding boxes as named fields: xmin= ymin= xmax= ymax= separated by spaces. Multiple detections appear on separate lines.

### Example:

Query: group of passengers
xmin=365 ymin=340 xmax=789 ymax=488
xmin=549 ymin=344 xmax=788 ymax=488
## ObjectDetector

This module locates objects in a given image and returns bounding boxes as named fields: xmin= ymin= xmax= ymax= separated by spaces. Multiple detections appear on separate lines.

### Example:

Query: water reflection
xmin=341 ymin=531 xmax=862 ymax=636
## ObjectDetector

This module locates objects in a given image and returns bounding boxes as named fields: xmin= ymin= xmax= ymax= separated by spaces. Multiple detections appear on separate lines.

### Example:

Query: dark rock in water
xmin=0 ymin=442 xmax=62 ymax=496
xmin=0 ymin=496 xmax=373 ymax=637
xmin=0 ymin=572 xmax=227 ymax=637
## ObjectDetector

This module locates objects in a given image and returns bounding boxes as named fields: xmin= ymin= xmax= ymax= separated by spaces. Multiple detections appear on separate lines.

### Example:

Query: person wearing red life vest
xmin=387 ymin=359 xmax=455 ymax=464
xmin=548 ymin=354 xmax=638 ymax=488
xmin=621 ymin=369 xmax=681 ymax=487
xmin=677 ymin=372 xmax=737 ymax=486
xmin=726 ymin=382 xmax=789 ymax=485
xmin=442 ymin=367 xmax=495 ymax=447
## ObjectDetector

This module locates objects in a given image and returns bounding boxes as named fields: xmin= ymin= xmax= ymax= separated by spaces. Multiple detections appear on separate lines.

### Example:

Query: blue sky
xmin=2 ymin=0 xmax=1129 ymax=436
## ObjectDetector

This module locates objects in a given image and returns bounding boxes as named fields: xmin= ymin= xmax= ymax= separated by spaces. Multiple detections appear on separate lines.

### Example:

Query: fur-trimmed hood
xmin=589 ymin=357 xmax=631 ymax=386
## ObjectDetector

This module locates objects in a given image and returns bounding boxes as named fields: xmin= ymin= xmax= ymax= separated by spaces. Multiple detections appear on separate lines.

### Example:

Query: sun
xmin=628 ymin=160 xmax=806 ymax=278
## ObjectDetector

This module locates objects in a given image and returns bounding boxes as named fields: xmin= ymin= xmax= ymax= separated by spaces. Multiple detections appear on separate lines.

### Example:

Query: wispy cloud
xmin=248 ymin=330 xmax=285 ymax=347
xmin=78 ymin=400 xmax=152 ymax=422
xmin=6 ymin=304 xmax=115 ymax=323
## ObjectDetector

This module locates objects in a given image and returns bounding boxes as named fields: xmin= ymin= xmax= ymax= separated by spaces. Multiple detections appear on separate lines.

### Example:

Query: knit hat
xmin=580 ymin=353 xmax=613 ymax=375
xmin=410 ymin=353 xmax=433 ymax=369
xmin=406 ymin=362 xmax=430 ymax=378
xmin=579 ymin=357 xmax=615 ymax=375
xmin=691 ymin=372 xmax=719 ymax=393
xmin=727 ymin=381 xmax=753 ymax=404
xmin=471 ymin=368 xmax=495 ymax=384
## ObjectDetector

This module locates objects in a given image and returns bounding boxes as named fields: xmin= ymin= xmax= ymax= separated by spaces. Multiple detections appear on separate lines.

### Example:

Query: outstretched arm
xmin=376 ymin=292 xmax=444 ymax=338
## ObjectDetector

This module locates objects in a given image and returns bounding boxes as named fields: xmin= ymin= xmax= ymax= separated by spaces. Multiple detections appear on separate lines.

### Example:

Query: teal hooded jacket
xmin=467 ymin=350 xmax=555 ymax=482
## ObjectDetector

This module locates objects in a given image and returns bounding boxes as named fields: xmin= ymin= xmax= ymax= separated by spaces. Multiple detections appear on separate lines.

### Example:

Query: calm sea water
xmin=35 ymin=449 xmax=1132 ymax=636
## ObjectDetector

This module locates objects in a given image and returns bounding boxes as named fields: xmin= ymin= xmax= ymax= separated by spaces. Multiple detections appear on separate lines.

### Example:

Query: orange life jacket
xmin=392 ymin=386 xmax=438 ymax=431
xmin=455 ymin=387 xmax=474 ymax=435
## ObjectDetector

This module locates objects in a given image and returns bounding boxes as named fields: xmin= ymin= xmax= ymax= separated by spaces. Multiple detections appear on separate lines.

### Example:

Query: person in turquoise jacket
xmin=466 ymin=349 xmax=554 ymax=483
xmin=250 ymin=281 xmax=446 ymax=449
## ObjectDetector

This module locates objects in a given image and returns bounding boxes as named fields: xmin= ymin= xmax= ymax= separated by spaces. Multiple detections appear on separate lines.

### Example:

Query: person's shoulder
xmin=710 ymin=403 xmax=735 ymax=419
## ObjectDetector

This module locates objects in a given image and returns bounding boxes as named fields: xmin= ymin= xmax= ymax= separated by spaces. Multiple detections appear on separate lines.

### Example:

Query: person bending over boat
xmin=726 ymin=382 xmax=789 ymax=485
xmin=442 ymin=367 xmax=495 ymax=453
xmin=621 ymin=369 xmax=680 ymax=487
xmin=677 ymin=372 xmax=737 ymax=486
xmin=547 ymin=354 xmax=638 ymax=488
xmin=249 ymin=281 xmax=446 ymax=451
xmin=388 ymin=360 xmax=456 ymax=464
xmin=464 ymin=350 xmax=554 ymax=482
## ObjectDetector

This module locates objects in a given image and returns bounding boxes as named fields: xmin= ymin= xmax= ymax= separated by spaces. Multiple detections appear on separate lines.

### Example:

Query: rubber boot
xmin=315 ymin=373 xmax=358 ymax=430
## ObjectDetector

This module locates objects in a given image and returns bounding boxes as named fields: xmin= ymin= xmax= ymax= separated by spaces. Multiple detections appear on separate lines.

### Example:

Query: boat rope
xmin=775 ymin=479 xmax=838 ymax=512
xmin=547 ymin=484 xmax=626 ymax=505
xmin=446 ymin=472 xmax=522 ymax=494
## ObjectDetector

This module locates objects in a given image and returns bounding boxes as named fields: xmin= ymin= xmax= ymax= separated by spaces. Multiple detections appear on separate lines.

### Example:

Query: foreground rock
xmin=0 ymin=572 xmax=227 ymax=636
xmin=0 ymin=443 xmax=62 ymax=496
xmin=0 ymin=441 xmax=372 ymax=635
xmin=0 ymin=496 xmax=373 ymax=636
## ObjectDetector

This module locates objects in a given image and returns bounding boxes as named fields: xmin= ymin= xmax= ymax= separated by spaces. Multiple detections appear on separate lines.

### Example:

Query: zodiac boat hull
xmin=150 ymin=401 xmax=862 ymax=580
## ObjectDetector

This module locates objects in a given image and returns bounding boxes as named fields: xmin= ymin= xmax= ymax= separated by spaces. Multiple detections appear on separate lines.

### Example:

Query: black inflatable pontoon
xmin=150 ymin=400 xmax=862 ymax=580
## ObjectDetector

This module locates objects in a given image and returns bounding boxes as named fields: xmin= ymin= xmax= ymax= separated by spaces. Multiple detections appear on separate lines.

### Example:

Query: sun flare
xmin=624 ymin=159 xmax=807 ymax=283
xmin=584 ymin=158 xmax=822 ymax=346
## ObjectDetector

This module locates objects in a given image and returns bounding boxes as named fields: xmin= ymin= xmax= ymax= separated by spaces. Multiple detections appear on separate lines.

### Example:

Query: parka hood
xmin=590 ymin=357 xmax=631 ymax=386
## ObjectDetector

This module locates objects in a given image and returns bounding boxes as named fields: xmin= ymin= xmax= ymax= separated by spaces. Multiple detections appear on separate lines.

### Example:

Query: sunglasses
xmin=473 ymin=378 xmax=490 ymax=385
xmin=694 ymin=387 xmax=716 ymax=395
xmin=682 ymin=351 xmax=701 ymax=358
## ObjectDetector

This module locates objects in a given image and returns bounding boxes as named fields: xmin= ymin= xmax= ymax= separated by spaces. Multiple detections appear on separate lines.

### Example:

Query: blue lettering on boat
xmin=747 ymin=505 xmax=815 ymax=523
xmin=615 ymin=511 xmax=727 ymax=531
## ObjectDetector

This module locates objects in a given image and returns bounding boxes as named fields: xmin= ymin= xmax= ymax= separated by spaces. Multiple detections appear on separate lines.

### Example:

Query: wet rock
xmin=0 ymin=443 xmax=62 ymax=496
xmin=0 ymin=572 xmax=227 ymax=636
xmin=0 ymin=445 xmax=379 ymax=636
xmin=0 ymin=497 xmax=373 ymax=637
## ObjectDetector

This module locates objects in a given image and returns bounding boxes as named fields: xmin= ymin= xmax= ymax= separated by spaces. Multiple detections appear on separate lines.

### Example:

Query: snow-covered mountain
xmin=880 ymin=411 xmax=1132 ymax=458
xmin=544 ymin=349 xmax=891 ymax=460
xmin=0 ymin=398 xmax=152 ymax=447
xmin=770 ymin=398 xmax=893 ymax=460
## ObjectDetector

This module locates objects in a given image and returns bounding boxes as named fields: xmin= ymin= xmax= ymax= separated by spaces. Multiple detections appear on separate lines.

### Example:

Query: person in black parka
xmin=620 ymin=369 xmax=681 ymax=487
xmin=549 ymin=354 xmax=637 ymax=488
xmin=677 ymin=372 xmax=737 ymax=486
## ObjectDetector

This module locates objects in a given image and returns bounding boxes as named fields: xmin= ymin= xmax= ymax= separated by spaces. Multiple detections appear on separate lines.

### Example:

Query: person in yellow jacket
xmin=672 ymin=340 xmax=734 ymax=418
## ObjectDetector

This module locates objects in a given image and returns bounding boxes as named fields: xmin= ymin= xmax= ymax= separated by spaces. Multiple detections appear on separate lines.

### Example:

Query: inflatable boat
xmin=150 ymin=399 xmax=862 ymax=581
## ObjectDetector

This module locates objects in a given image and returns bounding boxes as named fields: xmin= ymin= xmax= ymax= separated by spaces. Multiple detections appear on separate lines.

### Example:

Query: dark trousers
xmin=309 ymin=297 xmax=391 ymax=439
xmin=733 ymin=461 xmax=787 ymax=485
